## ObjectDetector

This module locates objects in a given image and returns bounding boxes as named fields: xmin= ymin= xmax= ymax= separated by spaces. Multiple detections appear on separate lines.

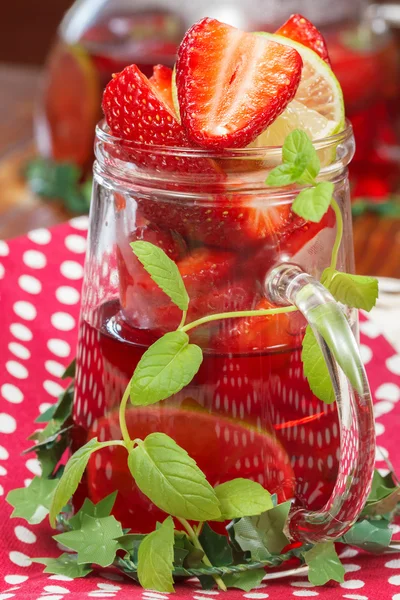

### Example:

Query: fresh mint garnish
xmin=267 ymin=129 xmax=320 ymax=189
xmin=130 ymin=331 xmax=203 ymax=406
xmin=233 ymin=501 xmax=291 ymax=559
xmin=32 ymin=553 xmax=92 ymax=578
xmin=6 ymin=477 xmax=58 ymax=524
xmin=49 ymin=438 xmax=102 ymax=526
xmin=303 ymin=542 xmax=345 ymax=586
xmin=266 ymin=154 xmax=310 ymax=187
xmin=128 ymin=433 xmax=221 ymax=521
xmin=215 ymin=478 xmax=273 ymax=520
xmin=292 ymin=181 xmax=334 ymax=222
xmin=54 ymin=514 xmax=123 ymax=567
xmin=302 ymin=325 xmax=335 ymax=404
xmin=322 ymin=268 xmax=379 ymax=312
xmin=131 ymin=240 xmax=189 ymax=311
xmin=137 ymin=516 xmax=175 ymax=592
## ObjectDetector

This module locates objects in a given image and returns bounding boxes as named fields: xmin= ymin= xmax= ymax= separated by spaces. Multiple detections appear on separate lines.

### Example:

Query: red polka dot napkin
xmin=1 ymin=218 xmax=400 ymax=599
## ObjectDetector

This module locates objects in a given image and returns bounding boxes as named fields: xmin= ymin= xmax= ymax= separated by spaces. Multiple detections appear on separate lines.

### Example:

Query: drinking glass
xmin=73 ymin=121 xmax=375 ymax=543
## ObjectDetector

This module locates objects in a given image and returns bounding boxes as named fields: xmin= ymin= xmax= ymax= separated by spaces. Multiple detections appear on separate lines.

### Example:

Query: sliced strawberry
xmin=213 ymin=298 xmax=299 ymax=354
xmin=176 ymin=18 xmax=303 ymax=149
xmin=148 ymin=64 xmax=175 ymax=113
xmin=102 ymin=64 xmax=215 ymax=173
xmin=139 ymin=193 xmax=296 ymax=249
xmin=276 ymin=14 xmax=331 ymax=65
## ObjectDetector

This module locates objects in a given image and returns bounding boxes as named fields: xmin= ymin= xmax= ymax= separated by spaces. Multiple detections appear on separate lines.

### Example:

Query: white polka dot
xmin=343 ymin=564 xmax=361 ymax=573
xmin=291 ymin=582 xmax=315 ymax=588
xmin=8 ymin=342 xmax=30 ymax=360
xmin=360 ymin=344 xmax=372 ymax=365
xmin=45 ymin=360 xmax=66 ymax=378
xmin=43 ymin=586 xmax=70 ymax=594
xmin=386 ymin=559 xmax=400 ymax=569
xmin=43 ymin=380 xmax=65 ymax=398
xmin=359 ymin=319 xmax=381 ymax=338
xmin=9 ymin=551 xmax=32 ymax=567
xmin=339 ymin=548 xmax=359 ymax=559
xmin=340 ymin=580 xmax=365 ymax=589
xmin=0 ymin=445 xmax=9 ymax=459
xmin=0 ymin=465 xmax=7 ymax=475
xmin=47 ymin=339 xmax=71 ymax=358
xmin=65 ymin=234 xmax=86 ymax=254
xmin=0 ymin=263 xmax=4 ymax=279
xmin=97 ymin=584 xmax=121 ymax=591
xmin=39 ymin=402 xmax=53 ymax=415
xmin=70 ymin=216 xmax=89 ymax=230
xmin=51 ymin=312 xmax=75 ymax=331
xmin=387 ymin=355 xmax=400 ymax=376
xmin=390 ymin=524 xmax=400 ymax=535
xmin=342 ymin=596 xmax=368 ymax=600
xmin=375 ymin=422 xmax=385 ymax=436
xmin=26 ymin=458 xmax=42 ymax=476
xmin=36 ymin=596 xmax=64 ymax=600
xmin=10 ymin=323 xmax=32 ymax=341
xmin=55 ymin=286 xmax=80 ymax=305
xmin=24 ymin=479 xmax=32 ymax=487
xmin=48 ymin=575 xmax=73 ymax=581
xmin=13 ymin=301 xmax=37 ymax=321
xmin=243 ymin=595 xmax=269 ymax=599
xmin=374 ymin=401 xmax=395 ymax=418
xmin=0 ymin=484 xmax=3 ymax=496
xmin=1 ymin=383 xmax=23 ymax=404
xmin=393 ymin=595 xmax=400 ymax=600
xmin=292 ymin=593 xmax=318 ymax=598
xmin=390 ymin=575 xmax=400 ymax=586
xmin=60 ymin=260 xmax=83 ymax=280
xmin=0 ymin=240 xmax=9 ymax=256
xmin=14 ymin=525 xmax=37 ymax=544
xmin=18 ymin=274 xmax=42 ymax=295
xmin=0 ymin=594 xmax=16 ymax=600
xmin=6 ymin=361 xmax=28 ymax=379
xmin=4 ymin=575 xmax=28 ymax=584
xmin=376 ymin=446 xmax=389 ymax=461
xmin=376 ymin=383 xmax=400 ymax=403
xmin=22 ymin=249 xmax=47 ymax=269
xmin=27 ymin=228 xmax=51 ymax=245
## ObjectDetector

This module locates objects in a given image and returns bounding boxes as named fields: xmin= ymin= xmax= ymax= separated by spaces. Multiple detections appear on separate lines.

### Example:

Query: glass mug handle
xmin=265 ymin=264 xmax=376 ymax=544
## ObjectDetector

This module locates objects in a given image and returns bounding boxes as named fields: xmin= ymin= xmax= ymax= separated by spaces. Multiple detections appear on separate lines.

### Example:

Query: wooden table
xmin=0 ymin=63 xmax=399 ymax=278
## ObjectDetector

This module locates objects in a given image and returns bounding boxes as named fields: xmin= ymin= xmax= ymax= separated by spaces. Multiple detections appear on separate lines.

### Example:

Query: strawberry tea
xmin=74 ymin=15 xmax=375 ymax=544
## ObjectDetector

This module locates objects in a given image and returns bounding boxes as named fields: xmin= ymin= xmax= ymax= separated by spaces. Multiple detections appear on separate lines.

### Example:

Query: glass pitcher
xmin=36 ymin=0 xmax=397 ymax=175
xmin=72 ymin=120 xmax=375 ymax=543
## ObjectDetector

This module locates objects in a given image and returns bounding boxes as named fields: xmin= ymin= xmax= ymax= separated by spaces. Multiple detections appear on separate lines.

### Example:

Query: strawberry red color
xmin=148 ymin=64 xmax=175 ymax=113
xmin=276 ymin=14 xmax=331 ymax=65
xmin=176 ymin=17 xmax=303 ymax=149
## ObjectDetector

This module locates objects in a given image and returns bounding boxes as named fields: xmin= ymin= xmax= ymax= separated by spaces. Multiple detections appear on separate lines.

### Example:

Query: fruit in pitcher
xmin=86 ymin=407 xmax=295 ymax=532
xmin=276 ymin=14 xmax=331 ymax=65
xmin=148 ymin=64 xmax=175 ymax=113
xmin=176 ymin=17 xmax=303 ymax=149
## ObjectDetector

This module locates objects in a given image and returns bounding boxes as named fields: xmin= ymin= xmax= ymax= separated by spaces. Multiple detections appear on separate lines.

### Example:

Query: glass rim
xmin=96 ymin=118 xmax=354 ymax=159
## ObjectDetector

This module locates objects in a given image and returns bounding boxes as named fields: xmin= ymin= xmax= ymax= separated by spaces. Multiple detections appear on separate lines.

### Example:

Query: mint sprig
xmin=322 ymin=268 xmax=379 ymax=312
xmin=137 ymin=517 xmax=175 ymax=592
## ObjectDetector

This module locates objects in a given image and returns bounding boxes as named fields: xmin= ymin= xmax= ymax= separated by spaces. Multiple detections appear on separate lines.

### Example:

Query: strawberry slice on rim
xmin=176 ymin=17 xmax=303 ymax=150
xmin=276 ymin=14 xmax=331 ymax=65
xmin=102 ymin=63 xmax=215 ymax=173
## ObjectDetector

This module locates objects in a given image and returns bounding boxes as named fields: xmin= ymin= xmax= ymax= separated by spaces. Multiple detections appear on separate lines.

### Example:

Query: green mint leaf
xmin=130 ymin=331 xmax=203 ymax=406
xmin=233 ymin=501 xmax=291 ymax=559
xmin=49 ymin=438 xmax=101 ymax=527
xmin=137 ymin=516 xmax=175 ymax=592
xmin=33 ymin=553 xmax=92 ymax=579
xmin=282 ymin=129 xmax=319 ymax=173
xmin=6 ymin=477 xmax=58 ymax=524
xmin=62 ymin=358 xmax=76 ymax=379
xmin=223 ymin=568 xmax=266 ymax=592
xmin=69 ymin=491 xmax=118 ymax=529
xmin=54 ymin=514 xmax=123 ymax=567
xmin=128 ymin=433 xmax=221 ymax=521
xmin=215 ymin=478 xmax=273 ymax=520
xmin=302 ymin=325 xmax=335 ymax=404
xmin=35 ymin=404 xmax=57 ymax=423
xmin=303 ymin=542 xmax=345 ymax=586
xmin=322 ymin=268 xmax=379 ymax=312
xmin=340 ymin=518 xmax=392 ymax=552
xmin=266 ymin=154 xmax=310 ymax=187
xmin=292 ymin=181 xmax=334 ymax=223
xmin=131 ymin=241 xmax=189 ymax=311
xmin=199 ymin=523 xmax=233 ymax=567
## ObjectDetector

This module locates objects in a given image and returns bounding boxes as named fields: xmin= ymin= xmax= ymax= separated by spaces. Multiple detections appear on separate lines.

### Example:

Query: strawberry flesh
xmin=276 ymin=14 xmax=331 ymax=65
xmin=148 ymin=64 xmax=175 ymax=113
xmin=176 ymin=17 xmax=303 ymax=149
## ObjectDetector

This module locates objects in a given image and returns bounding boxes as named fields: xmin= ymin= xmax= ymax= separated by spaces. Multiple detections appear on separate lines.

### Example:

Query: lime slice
xmin=251 ymin=99 xmax=338 ymax=147
xmin=257 ymin=32 xmax=345 ymax=131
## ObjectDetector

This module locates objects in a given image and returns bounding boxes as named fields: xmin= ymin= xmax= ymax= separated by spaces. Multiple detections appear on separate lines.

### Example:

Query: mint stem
xmin=119 ymin=380 xmax=134 ymax=451
xmin=180 ymin=306 xmax=298 ymax=334
xmin=177 ymin=517 xmax=227 ymax=592
xmin=330 ymin=198 xmax=343 ymax=271
xmin=178 ymin=310 xmax=187 ymax=330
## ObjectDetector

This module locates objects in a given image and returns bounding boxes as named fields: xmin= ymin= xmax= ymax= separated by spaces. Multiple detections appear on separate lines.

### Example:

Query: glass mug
xmin=73 ymin=121 xmax=375 ymax=544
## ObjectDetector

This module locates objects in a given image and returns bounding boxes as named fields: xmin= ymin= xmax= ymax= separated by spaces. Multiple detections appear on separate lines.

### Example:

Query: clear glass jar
xmin=72 ymin=121 xmax=375 ymax=544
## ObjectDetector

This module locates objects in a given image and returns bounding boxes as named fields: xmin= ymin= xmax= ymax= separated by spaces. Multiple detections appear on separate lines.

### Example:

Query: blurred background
xmin=0 ymin=0 xmax=399 ymax=280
